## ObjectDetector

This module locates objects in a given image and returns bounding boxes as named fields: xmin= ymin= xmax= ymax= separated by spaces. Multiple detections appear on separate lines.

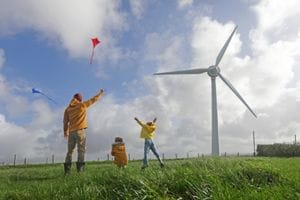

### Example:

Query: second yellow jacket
xmin=137 ymin=121 xmax=156 ymax=139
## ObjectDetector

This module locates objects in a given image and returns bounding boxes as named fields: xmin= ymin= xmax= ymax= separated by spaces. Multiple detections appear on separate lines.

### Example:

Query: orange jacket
xmin=63 ymin=92 xmax=103 ymax=135
xmin=111 ymin=142 xmax=128 ymax=167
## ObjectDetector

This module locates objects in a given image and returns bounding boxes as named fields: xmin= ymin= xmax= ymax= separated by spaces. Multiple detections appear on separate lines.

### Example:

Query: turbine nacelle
xmin=207 ymin=66 xmax=220 ymax=77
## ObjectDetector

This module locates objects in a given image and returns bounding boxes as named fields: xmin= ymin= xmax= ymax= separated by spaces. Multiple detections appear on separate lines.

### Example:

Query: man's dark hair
xmin=74 ymin=93 xmax=82 ymax=102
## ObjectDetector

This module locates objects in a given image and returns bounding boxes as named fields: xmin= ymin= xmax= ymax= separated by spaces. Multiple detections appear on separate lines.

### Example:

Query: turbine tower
xmin=154 ymin=26 xmax=257 ymax=156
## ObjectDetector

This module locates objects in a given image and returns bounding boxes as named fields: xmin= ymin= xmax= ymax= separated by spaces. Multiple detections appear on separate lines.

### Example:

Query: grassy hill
xmin=0 ymin=157 xmax=299 ymax=199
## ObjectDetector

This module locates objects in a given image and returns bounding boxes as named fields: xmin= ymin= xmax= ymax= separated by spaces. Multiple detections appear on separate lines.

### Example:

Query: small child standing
xmin=111 ymin=137 xmax=128 ymax=168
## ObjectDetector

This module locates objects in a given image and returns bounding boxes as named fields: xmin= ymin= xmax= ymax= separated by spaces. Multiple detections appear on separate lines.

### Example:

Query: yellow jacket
xmin=111 ymin=142 xmax=128 ymax=167
xmin=63 ymin=92 xmax=102 ymax=135
xmin=136 ymin=120 xmax=156 ymax=139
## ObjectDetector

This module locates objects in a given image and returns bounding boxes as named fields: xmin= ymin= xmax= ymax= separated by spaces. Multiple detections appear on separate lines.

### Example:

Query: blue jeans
xmin=143 ymin=138 xmax=163 ymax=166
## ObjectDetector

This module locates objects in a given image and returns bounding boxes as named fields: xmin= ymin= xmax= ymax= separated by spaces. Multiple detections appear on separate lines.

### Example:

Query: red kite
xmin=90 ymin=37 xmax=101 ymax=64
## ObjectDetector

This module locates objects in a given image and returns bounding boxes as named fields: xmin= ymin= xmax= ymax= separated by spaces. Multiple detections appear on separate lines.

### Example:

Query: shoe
xmin=76 ymin=162 xmax=85 ymax=172
xmin=64 ymin=163 xmax=71 ymax=175
xmin=160 ymin=163 xmax=165 ymax=168
xmin=141 ymin=165 xmax=148 ymax=170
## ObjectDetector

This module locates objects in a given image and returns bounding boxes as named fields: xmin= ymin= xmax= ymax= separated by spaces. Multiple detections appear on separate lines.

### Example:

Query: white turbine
xmin=154 ymin=26 xmax=257 ymax=156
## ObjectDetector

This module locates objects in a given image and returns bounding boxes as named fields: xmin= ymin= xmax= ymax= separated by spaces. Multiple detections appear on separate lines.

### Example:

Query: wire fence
xmin=1 ymin=134 xmax=298 ymax=167
xmin=1 ymin=151 xmax=257 ymax=167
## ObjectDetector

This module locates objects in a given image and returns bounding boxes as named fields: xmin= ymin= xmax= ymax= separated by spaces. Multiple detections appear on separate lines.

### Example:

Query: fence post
xmin=197 ymin=153 xmax=200 ymax=158
xmin=13 ymin=154 xmax=16 ymax=167
xmin=52 ymin=154 xmax=54 ymax=164
xmin=224 ymin=152 xmax=227 ymax=157
xmin=237 ymin=152 xmax=240 ymax=157
xmin=24 ymin=158 xmax=27 ymax=166
xmin=175 ymin=153 xmax=178 ymax=159
xmin=162 ymin=153 xmax=165 ymax=160
xmin=128 ymin=153 xmax=130 ymax=161
xmin=253 ymin=131 xmax=256 ymax=156
xmin=107 ymin=154 xmax=110 ymax=161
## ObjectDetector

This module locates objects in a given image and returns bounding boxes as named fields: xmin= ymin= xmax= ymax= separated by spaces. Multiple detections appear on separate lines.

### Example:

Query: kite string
xmin=89 ymin=48 xmax=95 ymax=64
xmin=40 ymin=92 xmax=58 ymax=104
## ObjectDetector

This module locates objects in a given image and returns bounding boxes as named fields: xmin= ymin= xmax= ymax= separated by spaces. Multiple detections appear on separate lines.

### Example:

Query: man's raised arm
xmin=83 ymin=89 xmax=104 ymax=108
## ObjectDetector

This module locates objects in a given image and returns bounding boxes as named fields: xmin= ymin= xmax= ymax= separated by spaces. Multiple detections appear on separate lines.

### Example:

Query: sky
xmin=0 ymin=0 xmax=300 ymax=163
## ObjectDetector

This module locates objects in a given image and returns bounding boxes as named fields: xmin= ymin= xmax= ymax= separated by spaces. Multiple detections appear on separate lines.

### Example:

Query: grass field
xmin=0 ymin=157 xmax=299 ymax=199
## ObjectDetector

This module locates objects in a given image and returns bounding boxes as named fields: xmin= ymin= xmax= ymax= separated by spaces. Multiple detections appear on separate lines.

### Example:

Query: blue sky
xmin=1 ymin=0 xmax=300 ymax=162
xmin=0 ymin=0 xmax=255 ymax=108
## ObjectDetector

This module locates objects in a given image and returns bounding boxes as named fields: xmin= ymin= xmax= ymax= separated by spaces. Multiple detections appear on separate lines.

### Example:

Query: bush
xmin=257 ymin=144 xmax=300 ymax=157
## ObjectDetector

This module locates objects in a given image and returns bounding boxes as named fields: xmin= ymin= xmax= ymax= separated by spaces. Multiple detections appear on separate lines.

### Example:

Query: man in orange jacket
xmin=63 ymin=89 xmax=104 ymax=174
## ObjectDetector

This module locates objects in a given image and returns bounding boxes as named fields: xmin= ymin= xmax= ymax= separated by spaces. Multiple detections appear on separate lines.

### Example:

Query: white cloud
xmin=0 ymin=49 xmax=4 ymax=69
xmin=177 ymin=0 xmax=193 ymax=9
xmin=0 ymin=111 xmax=64 ymax=163
xmin=0 ymin=50 xmax=64 ymax=162
xmin=28 ymin=100 xmax=60 ymax=129
xmin=129 ymin=0 xmax=145 ymax=19
xmin=251 ymin=0 xmax=300 ymax=44
xmin=245 ymin=0 xmax=300 ymax=110
xmin=191 ymin=17 xmax=241 ymax=69
xmin=0 ymin=0 xmax=126 ymax=63
xmin=0 ymin=103 xmax=65 ymax=163
xmin=144 ymin=32 xmax=185 ymax=68
xmin=0 ymin=114 xmax=31 ymax=158
xmin=0 ymin=52 xmax=30 ymax=118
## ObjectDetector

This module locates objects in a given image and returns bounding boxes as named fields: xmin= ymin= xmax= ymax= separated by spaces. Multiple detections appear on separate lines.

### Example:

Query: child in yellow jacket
xmin=111 ymin=137 xmax=128 ymax=168
xmin=134 ymin=117 xmax=164 ymax=169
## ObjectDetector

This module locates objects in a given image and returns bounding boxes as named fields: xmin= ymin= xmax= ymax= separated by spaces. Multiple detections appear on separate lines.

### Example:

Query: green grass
xmin=0 ymin=157 xmax=299 ymax=199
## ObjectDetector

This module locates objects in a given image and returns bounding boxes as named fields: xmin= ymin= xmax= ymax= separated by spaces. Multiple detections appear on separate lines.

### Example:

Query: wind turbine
xmin=154 ymin=26 xmax=257 ymax=156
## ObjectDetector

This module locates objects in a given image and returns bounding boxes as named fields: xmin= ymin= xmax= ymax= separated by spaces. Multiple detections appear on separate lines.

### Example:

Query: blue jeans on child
xmin=143 ymin=138 xmax=163 ymax=167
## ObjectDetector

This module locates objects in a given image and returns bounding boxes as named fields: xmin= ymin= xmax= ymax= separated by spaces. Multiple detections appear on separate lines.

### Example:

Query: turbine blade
xmin=154 ymin=68 xmax=208 ymax=75
xmin=215 ymin=25 xmax=238 ymax=66
xmin=218 ymin=72 xmax=257 ymax=118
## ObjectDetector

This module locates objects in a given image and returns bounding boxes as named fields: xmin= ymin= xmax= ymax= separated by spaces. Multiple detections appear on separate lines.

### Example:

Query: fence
xmin=1 ymin=151 xmax=256 ymax=167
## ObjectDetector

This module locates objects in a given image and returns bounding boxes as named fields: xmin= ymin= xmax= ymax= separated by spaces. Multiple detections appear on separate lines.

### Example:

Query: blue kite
xmin=32 ymin=88 xmax=58 ymax=104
